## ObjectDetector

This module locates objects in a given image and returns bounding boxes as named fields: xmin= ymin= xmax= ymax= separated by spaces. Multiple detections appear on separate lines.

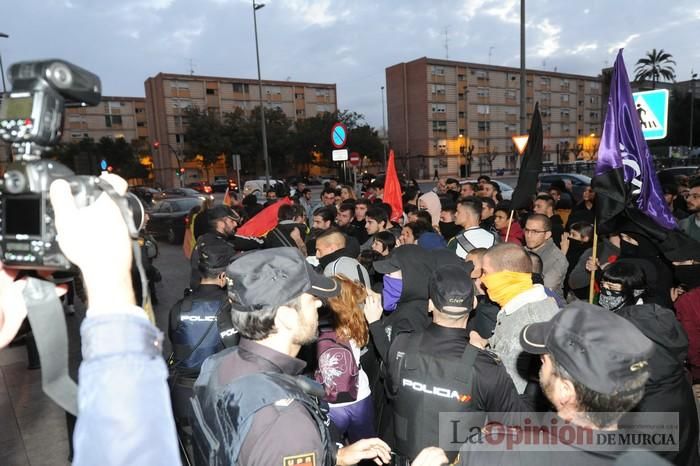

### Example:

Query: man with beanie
xmin=469 ymin=243 xmax=559 ymax=394
xmin=459 ymin=303 xmax=658 ymax=465
xmin=377 ymin=263 xmax=528 ymax=464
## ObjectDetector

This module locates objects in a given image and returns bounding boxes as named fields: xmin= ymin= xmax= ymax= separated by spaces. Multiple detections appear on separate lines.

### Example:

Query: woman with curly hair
xmin=317 ymin=274 xmax=376 ymax=443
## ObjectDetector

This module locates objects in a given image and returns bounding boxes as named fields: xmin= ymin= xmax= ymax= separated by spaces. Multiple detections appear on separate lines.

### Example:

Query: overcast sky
xmin=3 ymin=0 xmax=699 ymax=128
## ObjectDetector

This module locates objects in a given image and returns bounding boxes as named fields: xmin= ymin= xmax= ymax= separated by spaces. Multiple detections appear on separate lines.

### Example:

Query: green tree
xmin=183 ymin=107 xmax=232 ymax=178
xmin=634 ymin=49 xmax=676 ymax=89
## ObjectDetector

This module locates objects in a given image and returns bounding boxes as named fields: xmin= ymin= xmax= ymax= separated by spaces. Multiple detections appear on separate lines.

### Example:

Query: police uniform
xmin=386 ymin=324 xmax=529 ymax=463
xmin=192 ymin=338 xmax=334 ymax=466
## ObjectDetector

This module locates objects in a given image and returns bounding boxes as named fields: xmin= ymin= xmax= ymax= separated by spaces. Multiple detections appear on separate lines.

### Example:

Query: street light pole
xmin=690 ymin=71 xmax=697 ymax=148
xmin=0 ymin=33 xmax=9 ymax=94
xmin=519 ymin=0 xmax=526 ymax=135
xmin=381 ymin=85 xmax=387 ymax=169
xmin=253 ymin=0 xmax=271 ymax=190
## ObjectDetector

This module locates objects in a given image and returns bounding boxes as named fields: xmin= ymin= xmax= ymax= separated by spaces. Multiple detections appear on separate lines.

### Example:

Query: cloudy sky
xmin=3 ymin=0 xmax=699 ymax=127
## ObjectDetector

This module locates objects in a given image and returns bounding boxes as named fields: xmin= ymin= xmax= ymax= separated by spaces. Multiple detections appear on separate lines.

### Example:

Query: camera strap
xmin=23 ymin=277 xmax=79 ymax=416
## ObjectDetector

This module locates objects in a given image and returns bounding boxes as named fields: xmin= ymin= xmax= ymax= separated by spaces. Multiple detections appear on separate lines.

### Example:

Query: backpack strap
xmin=455 ymin=233 xmax=475 ymax=253
xmin=455 ymin=344 xmax=479 ymax=386
xmin=271 ymin=227 xmax=294 ymax=248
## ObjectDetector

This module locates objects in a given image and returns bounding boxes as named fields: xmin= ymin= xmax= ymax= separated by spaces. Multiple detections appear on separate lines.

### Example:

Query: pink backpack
xmin=314 ymin=328 xmax=359 ymax=403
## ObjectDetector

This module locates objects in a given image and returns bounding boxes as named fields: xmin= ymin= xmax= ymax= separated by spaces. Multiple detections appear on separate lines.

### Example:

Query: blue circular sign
xmin=100 ymin=159 xmax=108 ymax=171
xmin=331 ymin=123 xmax=348 ymax=148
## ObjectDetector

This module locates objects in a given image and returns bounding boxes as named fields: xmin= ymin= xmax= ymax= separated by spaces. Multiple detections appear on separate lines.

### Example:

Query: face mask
xmin=382 ymin=276 xmax=403 ymax=312
xmin=481 ymin=271 xmax=533 ymax=307
xmin=673 ymin=264 xmax=700 ymax=290
xmin=598 ymin=288 xmax=629 ymax=311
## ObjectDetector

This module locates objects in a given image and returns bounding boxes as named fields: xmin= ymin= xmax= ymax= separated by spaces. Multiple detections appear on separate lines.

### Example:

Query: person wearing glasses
xmin=523 ymin=213 xmax=568 ymax=299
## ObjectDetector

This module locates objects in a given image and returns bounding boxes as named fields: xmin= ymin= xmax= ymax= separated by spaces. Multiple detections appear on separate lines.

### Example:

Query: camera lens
xmin=4 ymin=170 xmax=27 ymax=194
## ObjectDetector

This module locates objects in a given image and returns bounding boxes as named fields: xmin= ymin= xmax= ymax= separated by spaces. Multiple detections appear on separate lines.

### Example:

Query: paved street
xmin=0 ymin=241 xmax=190 ymax=466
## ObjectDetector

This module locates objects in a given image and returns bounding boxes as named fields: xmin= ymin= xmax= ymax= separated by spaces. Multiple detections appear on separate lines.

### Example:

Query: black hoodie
xmin=616 ymin=303 xmax=699 ymax=466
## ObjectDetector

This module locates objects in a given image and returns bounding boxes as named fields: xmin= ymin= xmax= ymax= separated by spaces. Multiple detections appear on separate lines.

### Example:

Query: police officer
xmin=376 ymin=262 xmax=528 ymax=464
xmin=189 ymin=205 xmax=263 ymax=289
xmin=191 ymin=248 xmax=392 ymax=466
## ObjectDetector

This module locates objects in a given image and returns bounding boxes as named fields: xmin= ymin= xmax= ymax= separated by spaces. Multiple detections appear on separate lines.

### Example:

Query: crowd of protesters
xmin=159 ymin=168 xmax=700 ymax=466
xmin=2 ymin=168 xmax=699 ymax=466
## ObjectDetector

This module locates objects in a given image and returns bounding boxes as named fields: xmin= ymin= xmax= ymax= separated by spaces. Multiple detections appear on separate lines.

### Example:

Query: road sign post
xmin=232 ymin=154 xmax=242 ymax=195
xmin=632 ymin=89 xmax=669 ymax=140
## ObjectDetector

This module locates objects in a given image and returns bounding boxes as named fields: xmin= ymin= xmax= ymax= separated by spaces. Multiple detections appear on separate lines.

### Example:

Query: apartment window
xmin=432 ymin=121 xmax=447 ymax=132
xmin=506 ymin=89 xmax=517 ymax=100
xmin=431 ymin=103 xmax=446 ymax=113
xmin=207 ymin=107 xmax=219 ymax=115
xmin=431 ymin=84 xmax=446 ymax=95
xmin=475 ymin=70 xmax=488 ymax=80
xmin=541 ymin=92 xmax=551 ymax=101
xmin=232 ymin=83 xmax=249 ymax=93
xmin=578 ymin=100 xmax=584 ymax=106
xmin=175 ymin=134 xmax=185 ymax=144
xmin=458 ymin=74 xmax=466 ymax=81
xmin=478 ymin=121 xmax=490 ymax=131
xmin=505 ymin=108 xmax=518 ymax=116
xmin=476 ymin=88 xmax=489 ymax=98
xmin=543 ymin=123 xmax=551 ymax=132
xmin=315 ymin=88 xmax=330 ymax=97
xmin=104 ymin=115 xmax=122 ymax=127
xmin=589 ymin=111 xmax=600 ymax=119
xmin=295 ymin=93 xmax=304 ymax=99
xmin=170 ymin=81 xmax=190 ymax=95
xmin=206 ymin=88 xmax=216 ymax=95
xmin=296 ymin=109 xmax=305 ymax=116
xmin=137 ymin=121 xmax=145 ymax=127
xmin=477 ymin=105 xmax=490 ymax=115
xmin=135 ymin=107 xmax=145 ymax=113
xmin=561 ymin=94 xmax=570 ymax=103
xmin=578 ymin=114 xmax=583 ymax=121
xmin=526 ymin=80 xmax=533 ymax=87
xmin=317 ymin=104 xmax=333 ymax=113
xmin=71 ymin=133 xmax=88 ymax=140
xmin=172 ymin=99 xmax=192 ymax=110
xmin=458 ymin=111 xmax=465 ymax=118
xmin=459 ymin=129 xmax=465 ymax=135
xmin=458 ymin=93 xmax=464 ymax=99
xmin=590 ymin=82 xmax=600 ymax=90
xmin=67 ymin=115 xmax=84 ymax=124
xmin=504 ymin=124 xmax=517 ymax=132
xmin=560 ymin=109 xmax=570 ymax=119
xmin=561 ymin=79 xmax=570 ymax=89
xmin=589 ymin=96 xmax=599 ymax=105
xmin=540 ymin=77 xmax=551 ymax=87
xmin=431 ymin=66 xmax=445 ymax=76
xmin=266 ymin=86 xmax=282 ymax=95
xmin=562 ymin=124 xmax=570 ymax=133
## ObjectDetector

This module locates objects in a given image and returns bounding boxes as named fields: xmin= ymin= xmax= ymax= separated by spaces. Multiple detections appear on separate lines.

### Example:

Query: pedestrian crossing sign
xmin=632 ymin=89 xmax=669 ymax=140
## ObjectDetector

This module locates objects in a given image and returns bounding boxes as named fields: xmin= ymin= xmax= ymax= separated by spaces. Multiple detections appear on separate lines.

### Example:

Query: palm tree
xmin=634 ymin=49 xmax=676 ymax=89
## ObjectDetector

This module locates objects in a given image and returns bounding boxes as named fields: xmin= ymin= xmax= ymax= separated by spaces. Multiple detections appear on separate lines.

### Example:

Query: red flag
xmin=236 ymin=197 xmax=293 ymax=237
xmin=384 ymin=150 xmax=403 ymax=222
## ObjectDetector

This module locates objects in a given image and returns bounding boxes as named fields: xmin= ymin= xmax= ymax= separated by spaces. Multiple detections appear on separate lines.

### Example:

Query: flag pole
xmin=505 ymin=210 xmax=515 ymax=242
xmin=588 ymin=218 xmax=598 ymax=304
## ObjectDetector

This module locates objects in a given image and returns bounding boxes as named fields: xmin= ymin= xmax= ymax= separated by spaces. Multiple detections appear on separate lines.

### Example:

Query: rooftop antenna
xmin=488 ymin=46 xmax=495 ymax=65
xmin=188 ymin=58 xmax=195 ymax=76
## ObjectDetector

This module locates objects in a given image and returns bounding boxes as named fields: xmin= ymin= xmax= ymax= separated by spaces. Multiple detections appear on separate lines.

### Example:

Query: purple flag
xmin=595 ymin=49 xmax=676 ymax=230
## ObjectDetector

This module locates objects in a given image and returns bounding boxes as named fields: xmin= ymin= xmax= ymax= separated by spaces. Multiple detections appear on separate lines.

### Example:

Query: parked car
xmin=187 ymin=181 xmax=213 ymax=194
xmin=211 ymin=176 xmax=238 ymax=192
xmin=461 ymin=179 xmax=514 ymax=200
xmin=146 ymin=197 xmax=204 ymax=244
xmin=128 ymin=186 xmax=162 ymax=206
xmin=162 ymin=187 xmax=215 ymax=202
xmin=658 ymin=166 xmax=699 ymax=184
xmin=538 ymin=173 xmax=592 ymax=202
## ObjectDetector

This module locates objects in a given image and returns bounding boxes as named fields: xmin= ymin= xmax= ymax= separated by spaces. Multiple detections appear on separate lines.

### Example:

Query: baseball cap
xmin=208 ymin=205 xmax=240 ymax=222
xmin=520 ymin=303 xmax=654 ymax=395
xmin=197 ymin=235 xmax=236 ymax=273
xmin=429 ymin=263 xmax=475 ymax=316
xmin=323 ymin=257 xmax=371 ymax=288
xmin=226 ymin=247 xmax=340 ymax=313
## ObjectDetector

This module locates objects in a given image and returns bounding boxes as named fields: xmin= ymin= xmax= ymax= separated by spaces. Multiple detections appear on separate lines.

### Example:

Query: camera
xmin=0 ymin=59 xmax=142 ymax=270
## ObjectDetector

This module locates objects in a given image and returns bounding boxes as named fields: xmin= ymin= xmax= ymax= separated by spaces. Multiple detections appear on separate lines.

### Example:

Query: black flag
xmin=510 ymin=103 xmax=543 ymax=210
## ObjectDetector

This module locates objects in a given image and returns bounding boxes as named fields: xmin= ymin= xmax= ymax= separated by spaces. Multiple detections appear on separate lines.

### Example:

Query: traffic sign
xmin=632 ymin=89 xmax=669 ymax=140
xmin=511 ymin=134 xmax=529 ymax=155
xmin=332 ymin=149 xmax=349 ymax=162
xmin=349 ymin=151 xmax=361 ymax=166
xmin=331 ymin=122 xmax=348 ymax=148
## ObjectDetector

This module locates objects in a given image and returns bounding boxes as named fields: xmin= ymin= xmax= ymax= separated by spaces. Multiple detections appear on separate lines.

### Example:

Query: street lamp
xmin=252 ymin=0 xmax=271 ymax=190
xmin=0 ymin=32 xmax=9 ymax=93
xmin=380 ymin=85 xmax=387 ymax=169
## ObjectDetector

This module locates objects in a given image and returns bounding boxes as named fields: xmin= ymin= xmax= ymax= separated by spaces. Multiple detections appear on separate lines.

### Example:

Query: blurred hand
xmin=411 ymin=447 xmax=449 ymax=466
xmin=50 ymin=173 xmax=135 ymax=312
xmin=585 ymin=256 xmax=600 ymax=273
xmin=336 ymin=438 xmax=391 ymax=465
xmin=560 ymin=232 xmax=570 ymax=255
xmin=363 ymin=289 xmax=383 ymax=324
xmin=670 ymin=287 xmax=686 ymax=303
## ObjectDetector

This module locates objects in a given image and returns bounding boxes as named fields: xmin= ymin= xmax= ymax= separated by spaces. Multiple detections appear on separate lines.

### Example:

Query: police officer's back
xmin=190 ymin=248 xmax=392 ymax=466
xmin=385 ymin=263 xmax=528 ymax=463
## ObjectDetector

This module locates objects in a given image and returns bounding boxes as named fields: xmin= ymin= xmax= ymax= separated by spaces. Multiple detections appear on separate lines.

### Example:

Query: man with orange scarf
xmin=469 ymin=243 xmax=559 ymax=394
